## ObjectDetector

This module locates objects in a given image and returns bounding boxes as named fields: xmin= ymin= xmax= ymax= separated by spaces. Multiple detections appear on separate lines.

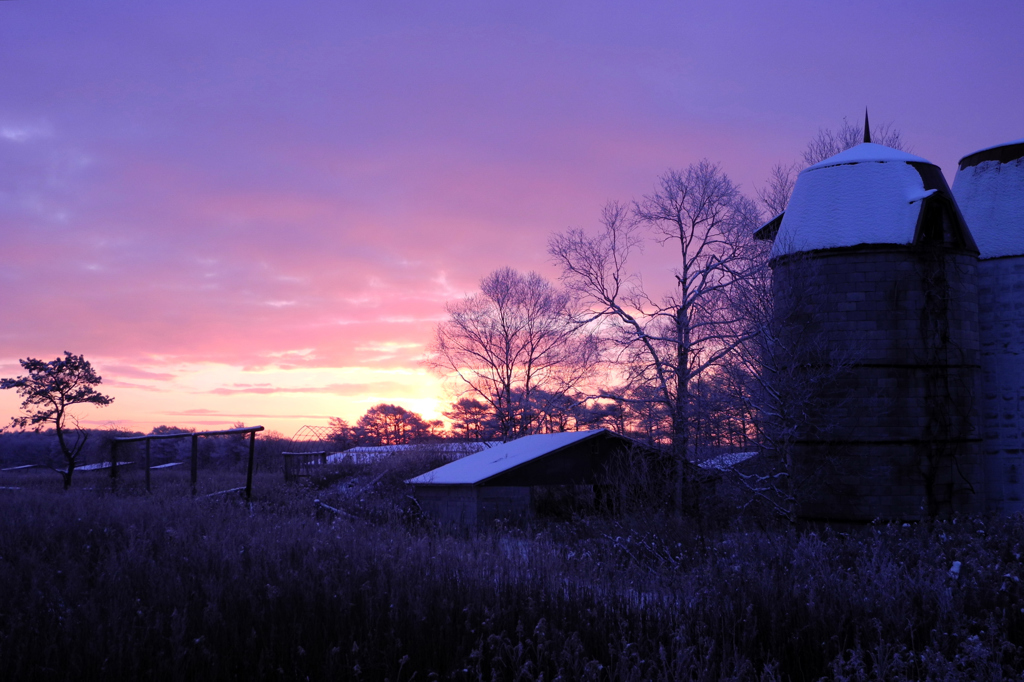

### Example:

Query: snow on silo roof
xmin=771 ymin=143 xmax=940 ymax=259
xmin=805 ymin=143 xmax=930 ymax=170
xmin=958 ymin=138 xmax=1024 ymax=167
xmin=954 ymin=138 xmax=1024 ymax=259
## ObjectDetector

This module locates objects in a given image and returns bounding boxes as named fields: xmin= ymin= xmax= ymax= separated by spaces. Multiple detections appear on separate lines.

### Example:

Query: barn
xmin=407 ymin=429 xmax=644 ymax=527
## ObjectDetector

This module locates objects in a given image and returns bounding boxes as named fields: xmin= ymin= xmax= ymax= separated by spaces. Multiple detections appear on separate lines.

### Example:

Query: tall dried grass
xmin=0 ymin=455 xmax=1022 ymax=680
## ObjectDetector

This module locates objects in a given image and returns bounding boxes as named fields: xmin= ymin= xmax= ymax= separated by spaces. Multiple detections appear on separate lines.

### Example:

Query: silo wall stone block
xmin=773 ymin=246 xmax=983 ymax=520
xmin=979 ymin=256 xmax=1024 ymax=513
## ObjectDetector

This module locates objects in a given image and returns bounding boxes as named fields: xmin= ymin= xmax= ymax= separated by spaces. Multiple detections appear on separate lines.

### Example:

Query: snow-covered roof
xmin=954 ymin=139 xmax=1024 ymax=259
xmin=406 ymin=430 xmax=608 ymax=485
xmin=698 ymin=451 xmax=758 ymax=471
xmin=771 ymin=143 xmax=939 ymax=259
xmin=805 ymin=143 xmax=929 ymax=170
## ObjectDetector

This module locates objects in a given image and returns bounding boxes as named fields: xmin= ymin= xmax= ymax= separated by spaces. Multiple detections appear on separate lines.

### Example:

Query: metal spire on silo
xmin=864 ymin=108 xmax=871 ymax=143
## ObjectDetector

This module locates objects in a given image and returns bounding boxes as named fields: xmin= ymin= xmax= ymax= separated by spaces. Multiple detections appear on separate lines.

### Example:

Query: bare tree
xmin=549 ymin=161 xmax=762 ymax=510
xmin=725 ymin=246 xmax=859 ymax=521
xmin=327 ymin=417 xmax=357 ymax=449
xmin=757 ymin=162 xmax=799 ymax=217
xmin=428 ymin=267 xmax=600 ymax=441
xmin=802 ymin=115 xmax=906 ymax=166
xmin=443 ymin=398 xmax=496 ymax=441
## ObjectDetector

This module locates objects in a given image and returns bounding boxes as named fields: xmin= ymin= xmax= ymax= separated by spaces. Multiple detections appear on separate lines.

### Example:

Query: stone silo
xmin=954 ymin=139 xmax=1024 ymax=513
xmin=770 ymin=142 xmax=983 ymax=520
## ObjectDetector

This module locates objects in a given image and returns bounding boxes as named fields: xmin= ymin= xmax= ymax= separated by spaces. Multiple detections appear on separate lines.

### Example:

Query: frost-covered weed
xmin=2 ymin=478 xmax=1024 ymax=680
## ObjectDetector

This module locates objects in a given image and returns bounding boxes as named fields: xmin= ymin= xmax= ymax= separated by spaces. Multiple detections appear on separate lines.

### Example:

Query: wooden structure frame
xmin=281 ymin=451 xmax=328 ymax=482
xmin=112 ymin=425 xmax=264 ymax=498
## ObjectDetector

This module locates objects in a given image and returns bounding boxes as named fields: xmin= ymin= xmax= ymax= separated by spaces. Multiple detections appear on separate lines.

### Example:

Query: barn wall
xmin=774 ymin=246 xmax=984 ymax=520
xmin=413 ymin=485 xmax=477 ymax=527
xmin=413 ymin=485 xmax=533 ymax=528
xmin=476 ymin=486 xmax=532 ymax=526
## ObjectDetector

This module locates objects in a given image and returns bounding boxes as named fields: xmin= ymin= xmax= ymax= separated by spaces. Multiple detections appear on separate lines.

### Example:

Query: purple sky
xmin=1 ymin=0 xmax=1021 ymax=436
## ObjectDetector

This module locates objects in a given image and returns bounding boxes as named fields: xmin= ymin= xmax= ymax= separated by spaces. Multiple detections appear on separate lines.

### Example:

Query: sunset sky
xmin=1 ymin=0 xmax=1021 ymax=437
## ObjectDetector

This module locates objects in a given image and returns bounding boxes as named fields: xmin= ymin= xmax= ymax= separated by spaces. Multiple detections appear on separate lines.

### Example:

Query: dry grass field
xmin=1 ymin=449 xmax=1023 ymax=680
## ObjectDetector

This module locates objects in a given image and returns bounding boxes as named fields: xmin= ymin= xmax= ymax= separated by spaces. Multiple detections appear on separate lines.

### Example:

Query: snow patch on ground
xmin=77 ymin=461 xmax=133 ymax=471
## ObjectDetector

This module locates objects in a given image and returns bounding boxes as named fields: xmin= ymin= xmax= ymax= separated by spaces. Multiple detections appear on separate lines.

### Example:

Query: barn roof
xmin=770 ymin=143 xmax=973 ymax=259
xmin=954 ymin=138 xmax=1024 ymax=259
xmin=406 ymin=429 xmax=613 ymax=486
xmin=698 ymin=450 xmax=758 ymax=471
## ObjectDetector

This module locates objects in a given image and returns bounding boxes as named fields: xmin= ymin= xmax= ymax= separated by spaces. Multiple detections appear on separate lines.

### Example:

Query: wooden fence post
xmin=245 ymin=430 xmax=256 ymax=500
xmin=145 ymin=438 xmax=152 ymax=493
xmin=110 ymin=440 xmax=118 ymax=490
xmin=191 ymin=434 xmax=198 ymax=495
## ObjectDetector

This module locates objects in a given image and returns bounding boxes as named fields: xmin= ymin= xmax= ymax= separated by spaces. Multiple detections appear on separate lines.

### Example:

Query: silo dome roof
xmin=953 ymin=138 xmax=1024 ymax=259
xmin=771 ymin=143 xmax=974 ymax=259
xmin=805 ymin=142 xmax=930 ymax=170
xmin=959 ymin=138 xmax=1024 ymax=166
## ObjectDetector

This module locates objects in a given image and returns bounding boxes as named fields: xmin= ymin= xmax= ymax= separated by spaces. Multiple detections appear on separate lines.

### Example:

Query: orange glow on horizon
xmin=0 ymin=358 xmax=450 ymax=439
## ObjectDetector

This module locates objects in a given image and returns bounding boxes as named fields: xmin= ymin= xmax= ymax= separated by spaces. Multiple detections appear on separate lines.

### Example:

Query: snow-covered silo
xmin=770 ymin=142 xmax=983 ymax=520
xmin=954 ymin=139 xmax=1024 ymax=513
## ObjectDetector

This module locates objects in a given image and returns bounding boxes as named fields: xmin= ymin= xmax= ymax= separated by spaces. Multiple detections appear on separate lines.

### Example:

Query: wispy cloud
xmin=0 ymin=121 xmax=52 ymax=143
xmin=164 ymin=410 xmax=334 ymax=420
xmin=204 ymin=381 xmax=406 ymax=397
xmin=102 ymin=379 xmax=170 ymax=392
xmin=105 ymin=365 xmax=178 ymax=381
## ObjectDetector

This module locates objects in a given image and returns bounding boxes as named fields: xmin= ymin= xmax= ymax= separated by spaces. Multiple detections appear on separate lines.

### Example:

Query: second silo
xmin=770 ymin=142 xmax=983 ymax=520
xmin=954 ymin=138 xmax=1024 ymax=513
